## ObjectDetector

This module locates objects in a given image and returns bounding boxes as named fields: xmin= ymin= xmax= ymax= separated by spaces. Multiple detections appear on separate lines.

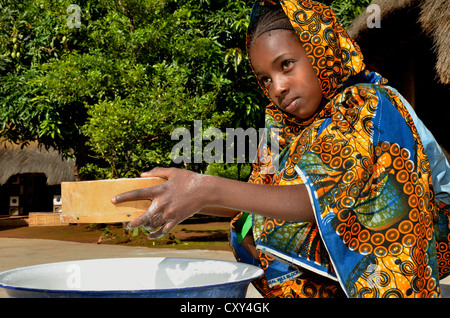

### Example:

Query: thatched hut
xmin=0 ymin=141 xmax=75 ymax=216
xmin=347 ymin=0 xmax=450 ymax=157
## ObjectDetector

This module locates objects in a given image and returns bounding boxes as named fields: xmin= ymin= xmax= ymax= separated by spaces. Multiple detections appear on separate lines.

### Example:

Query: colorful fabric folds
xmin=230 ymin=0 xmax=450 ymax=298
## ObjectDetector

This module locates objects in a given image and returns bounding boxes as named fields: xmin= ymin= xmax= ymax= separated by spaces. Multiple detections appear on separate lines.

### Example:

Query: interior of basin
xmin=0 ymin=258 xmax=262 ymax=292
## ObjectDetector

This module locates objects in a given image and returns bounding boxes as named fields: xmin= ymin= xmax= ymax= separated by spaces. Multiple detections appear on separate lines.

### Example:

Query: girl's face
xmin=249 ymin=29 xmax=323 ymax=120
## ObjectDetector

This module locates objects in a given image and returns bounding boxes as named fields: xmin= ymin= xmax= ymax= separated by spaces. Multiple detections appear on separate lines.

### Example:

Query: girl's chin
xmin=292 ymin=109 xmax=320 ymax=121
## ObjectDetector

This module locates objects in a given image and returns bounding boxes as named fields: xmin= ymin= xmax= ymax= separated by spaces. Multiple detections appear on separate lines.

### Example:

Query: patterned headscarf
xmin=247 ymin=0 xmax=366 ymax=101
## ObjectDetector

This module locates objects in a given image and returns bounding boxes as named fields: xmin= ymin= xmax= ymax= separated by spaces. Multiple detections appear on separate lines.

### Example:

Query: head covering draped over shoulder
xmin=230 ymin=0 xmax=450 ymax=298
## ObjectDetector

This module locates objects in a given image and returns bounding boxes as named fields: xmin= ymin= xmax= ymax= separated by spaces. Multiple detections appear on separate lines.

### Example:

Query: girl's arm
xmin=200 ymin=173 xmax=314 ymax=222
xmin=111 ymin=167 xmax=314 ymax=239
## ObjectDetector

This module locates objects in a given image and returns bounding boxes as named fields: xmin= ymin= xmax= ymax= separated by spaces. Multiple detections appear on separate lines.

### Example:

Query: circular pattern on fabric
xmin=388 ymin=242 xmax=403 ymax=256
xmin=386 ymin=229 xmax=400 ymax=242
xmin=305 ymin=132 xmax=439 ymax=297
xmin=247 ymin=1 xmax=443 ymax=298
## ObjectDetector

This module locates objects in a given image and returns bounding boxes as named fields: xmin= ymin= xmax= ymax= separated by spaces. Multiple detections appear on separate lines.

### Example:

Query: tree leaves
xmin=0 ymin=0 xmax=370 ymax=179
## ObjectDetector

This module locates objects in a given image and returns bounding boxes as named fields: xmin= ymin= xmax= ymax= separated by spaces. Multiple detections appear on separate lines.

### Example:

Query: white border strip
xmin=257 ymin=244 xmax=338 ymax=282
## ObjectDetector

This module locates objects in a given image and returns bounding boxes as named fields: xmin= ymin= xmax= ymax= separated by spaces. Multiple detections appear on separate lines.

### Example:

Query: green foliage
xmin=205 ymin=162 xmax=252 ymax=181
xmin=330 ymin=0 xmax=372 ymax=28
xmin=0 ymin=0 xmax=263 ymax=178
xmin=0 ymin=0 xmax=370 ymax=179
xmin=80 ymin=0 xmax=258 ymax=177
xmin=0 ymin=0 xmax=99 ymax=158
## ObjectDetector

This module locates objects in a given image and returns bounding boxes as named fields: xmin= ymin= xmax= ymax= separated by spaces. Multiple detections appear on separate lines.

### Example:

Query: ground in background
xmin=0 ymin=216 xmax=232 ymax=251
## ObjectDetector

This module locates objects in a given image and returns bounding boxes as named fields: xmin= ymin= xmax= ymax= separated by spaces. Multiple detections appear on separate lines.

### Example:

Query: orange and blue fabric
xmin=230 ymin=0 xmax=450 ymax=298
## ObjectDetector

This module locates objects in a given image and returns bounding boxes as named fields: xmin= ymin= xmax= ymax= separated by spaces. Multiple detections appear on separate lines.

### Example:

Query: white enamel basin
xmin=0 ymin=257 xmax=263 ymax=298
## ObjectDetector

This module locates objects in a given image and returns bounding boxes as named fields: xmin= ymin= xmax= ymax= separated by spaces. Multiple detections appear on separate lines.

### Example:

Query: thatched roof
xmin=347 ymin=0 xmax=450 ymax=84
xmin=0 ymin=141 xmax=76 ymax=185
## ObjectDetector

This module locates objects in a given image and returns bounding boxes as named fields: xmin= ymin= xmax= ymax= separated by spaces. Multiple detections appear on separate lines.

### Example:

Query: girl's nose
xmin=273 ymin=77 xmax=289 ymax=98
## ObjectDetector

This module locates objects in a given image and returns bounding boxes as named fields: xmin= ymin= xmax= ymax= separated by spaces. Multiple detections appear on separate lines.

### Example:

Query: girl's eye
xmin=281 ymin=60 xmax=294 ymax=70
xmin=260 ymin=77 xmax=271 ymax=87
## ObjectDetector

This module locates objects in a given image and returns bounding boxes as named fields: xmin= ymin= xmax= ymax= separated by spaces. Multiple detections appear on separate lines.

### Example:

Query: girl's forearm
xmin=199 ymin=175 xmax=315 ymax=223
xmin=199 ymin=206 xmax=240 ymax=218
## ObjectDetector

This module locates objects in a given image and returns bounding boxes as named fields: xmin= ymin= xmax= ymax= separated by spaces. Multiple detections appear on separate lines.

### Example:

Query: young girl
xmin=112 ymin=0 xmax=450 ymax=298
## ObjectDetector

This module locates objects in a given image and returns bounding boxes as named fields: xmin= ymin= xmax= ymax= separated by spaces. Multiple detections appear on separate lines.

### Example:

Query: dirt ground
xmin=0 ymin=216 xmax=233 ymax=251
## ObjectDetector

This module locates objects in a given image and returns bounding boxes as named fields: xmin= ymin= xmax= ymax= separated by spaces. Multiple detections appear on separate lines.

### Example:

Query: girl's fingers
xmin=113 ymin=167 xmax=197 ymax=239
xmin=141 ymin=167 xmax=173 ymax=179
xmin=126 ymin=210 xmax=153 ymax=229
xmin=127 ymin=197 xmax=162 ymax=229
xmin=112 ymin=168 xmax=174 ymax=204
xmin=147 ymin=219 xmax=177 ymax=240
xmin=111 ymin=185 xmax=159 ymax=204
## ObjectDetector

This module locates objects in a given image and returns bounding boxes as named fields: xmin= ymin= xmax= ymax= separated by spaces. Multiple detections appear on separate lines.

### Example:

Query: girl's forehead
xmin=249 ymin=29 xmax=304 ymax=58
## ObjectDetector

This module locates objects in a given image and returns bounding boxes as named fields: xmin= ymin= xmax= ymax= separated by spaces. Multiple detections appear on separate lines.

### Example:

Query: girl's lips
xmin=283 ymin=98 xmax=299 ymax=113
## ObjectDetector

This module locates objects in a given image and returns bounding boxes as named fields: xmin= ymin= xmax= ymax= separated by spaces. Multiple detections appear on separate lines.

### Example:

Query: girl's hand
xmin=112 ymin=166 xmax=315 ymax=239
xmin=111 ymin=167 xmax=209 ymax=239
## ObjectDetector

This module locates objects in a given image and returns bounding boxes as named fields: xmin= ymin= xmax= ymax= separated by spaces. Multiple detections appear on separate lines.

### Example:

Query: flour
xmin=187 ymin=173 xmax=207 ymax=196
xmin=125 ymin=201 xmax=156 ymax=230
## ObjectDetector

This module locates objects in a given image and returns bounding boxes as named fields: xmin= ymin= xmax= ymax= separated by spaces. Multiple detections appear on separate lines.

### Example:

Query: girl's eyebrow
xmin=272 ymin=52 xmax=291 ymax=66
xmin=255 ymin=52 xmax=292 ymax=78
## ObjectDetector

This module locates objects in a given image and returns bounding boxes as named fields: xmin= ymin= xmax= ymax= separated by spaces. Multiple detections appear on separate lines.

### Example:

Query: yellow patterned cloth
xmin=230 ymin=0 xmax=450 ymax=298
